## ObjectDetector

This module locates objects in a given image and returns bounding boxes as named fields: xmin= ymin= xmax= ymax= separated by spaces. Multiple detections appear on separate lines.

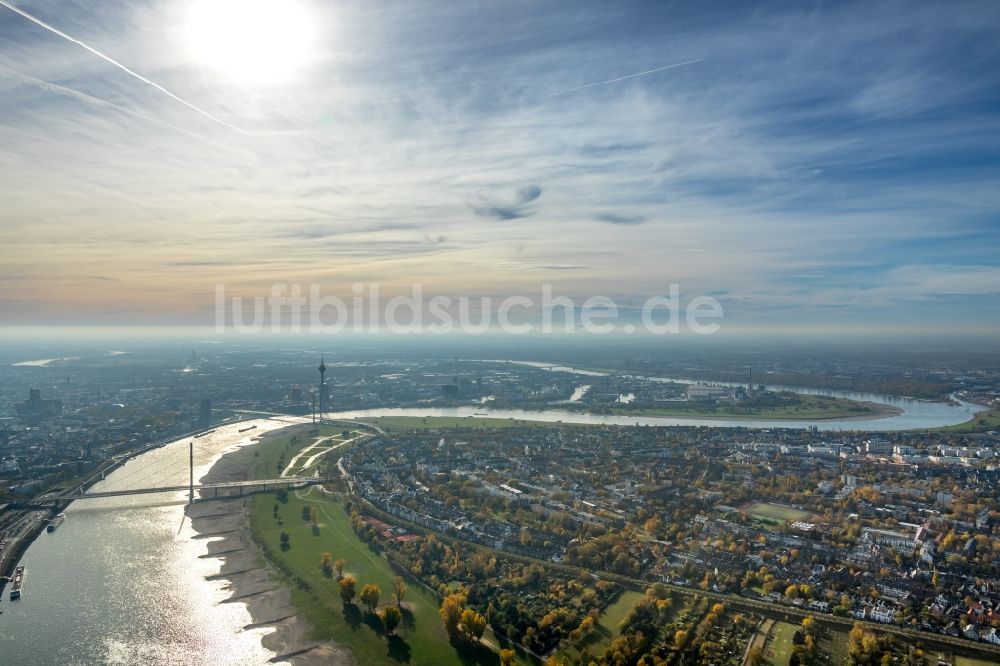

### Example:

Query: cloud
xmin=594 ymin=213 xmax=645 ymax=225
xmin=471 ymin=184 xmax=543 ymax=220
xmin=517 ymin=184 xmax=542 ymax=203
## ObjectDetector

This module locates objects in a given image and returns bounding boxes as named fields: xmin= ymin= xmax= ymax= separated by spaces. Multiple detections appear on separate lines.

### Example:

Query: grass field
xmin=245 ymin=426 xmax=527 ymax=665
xmin=927 ymin=408 xmax=1000 ymax=433
xmin=561 ymin=589 xmax=645 ymax=660
xmin=745 ymin=502 xmax=811 ymax=523
xmin=607 ymin=394 xmax=881 ymax=421
xmin=817 ymin=628 xmax=850 ymax=665
xmin=762 ymin=621 xmax=800 ymax=665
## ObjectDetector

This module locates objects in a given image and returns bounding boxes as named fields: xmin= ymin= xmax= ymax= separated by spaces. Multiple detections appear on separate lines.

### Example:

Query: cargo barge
xmin=47 ymin=513 xmax=66 ymax=532
xmin=9 ymin=565 xmax=25 ymax=600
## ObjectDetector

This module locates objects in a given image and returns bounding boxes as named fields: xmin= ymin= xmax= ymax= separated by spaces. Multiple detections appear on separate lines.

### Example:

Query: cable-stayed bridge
xmin=35 ymin=475 xmax=329 ymax=503
xmin=31 ymin=416 xmax=378 ymax=508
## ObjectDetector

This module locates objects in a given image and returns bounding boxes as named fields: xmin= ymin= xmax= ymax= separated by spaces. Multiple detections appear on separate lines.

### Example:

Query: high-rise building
xmin=15 ymin=388 xmax=62 ymax=421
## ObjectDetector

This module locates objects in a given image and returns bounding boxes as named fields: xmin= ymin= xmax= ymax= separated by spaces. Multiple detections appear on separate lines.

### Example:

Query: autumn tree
xmin=339 ymin=575 xmax=357 ymax=604
xmin=319 ymin=552 xmax=333 ymax=576
xmin=360 ymin=583 xmax=381 ymax=613
xmin=379 ymin=605 xmax=402 ymax=636
xmin=393 ymin=576 xmax=407 ymax=608
xmin=440 ymin=593 xmax=465 ymax=635
xmin=461 ymin=609 xmax=487 ymax=642
xmin=334 ymin=558 xmax=346 ymax=580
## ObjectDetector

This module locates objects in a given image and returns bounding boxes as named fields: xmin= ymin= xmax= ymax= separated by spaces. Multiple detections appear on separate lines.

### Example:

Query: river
xmin=0 ymin=417 xmax=305 ymax=666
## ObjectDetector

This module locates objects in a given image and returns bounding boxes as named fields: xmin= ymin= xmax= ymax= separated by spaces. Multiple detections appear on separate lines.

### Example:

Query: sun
xmin=183 ymin=0 xmax=316 ymax=85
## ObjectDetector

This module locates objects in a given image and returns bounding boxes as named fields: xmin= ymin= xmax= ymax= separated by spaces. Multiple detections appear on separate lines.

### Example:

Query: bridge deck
xmin=40 ymin=477 xmax=327 ymax=501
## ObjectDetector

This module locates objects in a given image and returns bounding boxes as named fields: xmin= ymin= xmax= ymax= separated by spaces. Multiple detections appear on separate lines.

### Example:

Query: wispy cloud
xmin=594 ymin=213 xmax=645 ymax=226
xmin=0 ymin=0 xmax=998 ymax=327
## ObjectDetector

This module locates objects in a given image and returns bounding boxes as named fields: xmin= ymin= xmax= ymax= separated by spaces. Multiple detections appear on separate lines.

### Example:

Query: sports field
xmin=743 ymin=502 xmax=811 ymax=523
xmin=762 ymin=621 xmax=800 ymax=665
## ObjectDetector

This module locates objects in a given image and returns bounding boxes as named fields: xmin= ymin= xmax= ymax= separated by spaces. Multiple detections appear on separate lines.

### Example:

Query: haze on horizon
xmin=1 ymin=0 xmax=999 ymax=333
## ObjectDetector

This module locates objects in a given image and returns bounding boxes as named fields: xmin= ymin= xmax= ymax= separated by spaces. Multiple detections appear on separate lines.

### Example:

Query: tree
xmin=279 ymin=531 xmax=290 ymax=550
xmin=848 ymin=621 xmax=865 ymax=648
xmin=674 ymin=629 xmax=688 ymax=649
xmin=334 ymin=558 xmax=345 ymax=580
xmin=393 ymin=576 xmax=407 ymax=607
xmin=302 ymin=506 xmax=311 ymax=521
xmin=785 ymin=584 xmax=798 ymax=599
xmin=462 ymin=608 xmax=487 ymax=642
xmin=440 ymin=593 xmax=465 ymax=635
xmin=339 ymin=575 xmax=357 ymax=604
xmin=379 ymin=605 xmax=402 ymax=636
xmin=320 ymin=552 xmax=333 ymax=576
xmin=360 ymin=583 xmax=382 ymax=613
xmin=499 ymin=649 xmax=516 ymax=666
xmin=310 ymin=506 xmax=319 ymax=528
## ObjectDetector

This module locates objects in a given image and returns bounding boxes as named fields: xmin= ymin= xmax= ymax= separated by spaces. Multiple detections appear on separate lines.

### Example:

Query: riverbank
xmin=187 ymin=424 xmax=353 ymax=666
xmin=594 ymin=399 xmax=904 ymax=422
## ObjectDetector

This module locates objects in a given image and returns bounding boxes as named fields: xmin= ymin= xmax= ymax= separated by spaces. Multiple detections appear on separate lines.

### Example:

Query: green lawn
xmin=607 ymin=394 xmax=880 ymax=421
xmin=278 ymin=430 xmax=365 ymax=477
xmin=244 ymin=426 xmax=525 ymax=665
xmin=926 ymin=408 xmax=1000 ymax=433
xmin=762 ymin=621 xmax=800 ymax=666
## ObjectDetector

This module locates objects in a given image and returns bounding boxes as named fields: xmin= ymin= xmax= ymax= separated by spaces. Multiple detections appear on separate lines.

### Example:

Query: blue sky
xmin=0 ymin=0 xmax=998 ymax=331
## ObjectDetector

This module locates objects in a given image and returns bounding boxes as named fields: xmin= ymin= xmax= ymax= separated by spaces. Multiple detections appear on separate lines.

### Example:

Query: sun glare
xmin=184 ymin=0 xmax=315 ymax=85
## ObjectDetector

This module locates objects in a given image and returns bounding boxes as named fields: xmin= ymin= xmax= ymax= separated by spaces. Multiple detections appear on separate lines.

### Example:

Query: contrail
xmin=551 ymin=58 xmax=704 ymax=96
xmin=0 ymin=0 xmax=245 ymax=133
xmin=0 ymin=63 xmax=234 ymax=151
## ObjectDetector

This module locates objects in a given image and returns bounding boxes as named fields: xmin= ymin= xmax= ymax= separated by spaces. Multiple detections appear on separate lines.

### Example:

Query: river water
xmin=0 ymin=366 xmax=983 ymax=664
xmin=0 ymin=418 xmax=305 ymax=666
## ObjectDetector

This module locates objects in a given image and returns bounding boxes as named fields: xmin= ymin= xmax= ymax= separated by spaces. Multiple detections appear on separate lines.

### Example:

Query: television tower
xmin=318 ymin=355 xmax=327 ymax=423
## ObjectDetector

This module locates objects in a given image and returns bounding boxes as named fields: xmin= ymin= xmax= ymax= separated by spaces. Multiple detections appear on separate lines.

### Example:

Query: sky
xmin=0 ymin=0 xmax=998 ymax=332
